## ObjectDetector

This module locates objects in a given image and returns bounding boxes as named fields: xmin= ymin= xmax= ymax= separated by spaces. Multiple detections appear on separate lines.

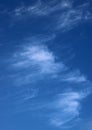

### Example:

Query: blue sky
xmin=0 ymin=0 xmax=92 ymax=130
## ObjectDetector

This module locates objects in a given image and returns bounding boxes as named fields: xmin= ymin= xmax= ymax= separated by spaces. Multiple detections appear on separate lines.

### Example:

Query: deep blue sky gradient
xmin=0 ymin=0 xmax=92 ymax=130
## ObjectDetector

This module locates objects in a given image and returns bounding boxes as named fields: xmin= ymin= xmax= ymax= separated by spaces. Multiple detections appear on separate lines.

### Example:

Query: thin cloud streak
xmin=13 ymin=0 xmax=72 ymax=16
xmin=11 ymin=0 xmax=92 ymax=31
xmin=61 ymin=70 xmax=87 ymax=83
xmin=49 ymin=91 xmax=88 ymax=127
xmin=56 ymin=3 xmax=91 ymax=31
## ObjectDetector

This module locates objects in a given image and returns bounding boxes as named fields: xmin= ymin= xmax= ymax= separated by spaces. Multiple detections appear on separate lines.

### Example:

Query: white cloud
xmin=11 ymin=0 xmax=92 ymax=31
xmin=13 ymin=0 xmax=72 ymax=17
xmin=23 ymin=45 xmax=54 ymax=62
xmin=13 ymin=44 xmax=63 ymax=75
xmin=49 ymin=91 xmax=87 ymax=127
xmin=61 ymin=70 xmax=87 ymax=83
xmin=56 ymin=10 xmax=82 ymax=31
xmin=56 ymin=3 xmax=91 ymax=31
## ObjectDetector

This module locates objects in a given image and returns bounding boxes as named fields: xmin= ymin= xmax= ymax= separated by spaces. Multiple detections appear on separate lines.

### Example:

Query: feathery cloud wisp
xmin=10 ymin=40 xmax=91 ymax=128
xmin=13 ymin=44 xmax=63 ymax=75
xmin=13 ymin=0 xmax=72 ymax=16
xmin=12 ymin=41 xmax=88 ymax=85
xmin=11 ymin=0 xmax=92 ymax=31
xmin=49 ymin=91 xmax=87 ymax=127
xmin=61 ymin=70 xmax=87 ymax=83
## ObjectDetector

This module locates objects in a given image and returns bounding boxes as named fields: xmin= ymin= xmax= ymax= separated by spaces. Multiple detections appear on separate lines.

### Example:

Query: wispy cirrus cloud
xmin=50 ymin=91 xmax=83 ymax=126
xmin=61 ymin=70 xmax=87 ymax=83
xmin=13 ymin=44 xmax=63 ymax=75
xmin=13 ymin=0 xmax=72 ymax=17
xmin=49 ymin=91 xmax=87 ymax=127
xmin=10 ymin=0 xmax=92 ymax=31
xmin=11 ymin=40 xmax=87 ymax=85
xmin=56 ymin=3 xmax=91 ymax=31
xmin=9 ymin=37 xmax=91 ymax=128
